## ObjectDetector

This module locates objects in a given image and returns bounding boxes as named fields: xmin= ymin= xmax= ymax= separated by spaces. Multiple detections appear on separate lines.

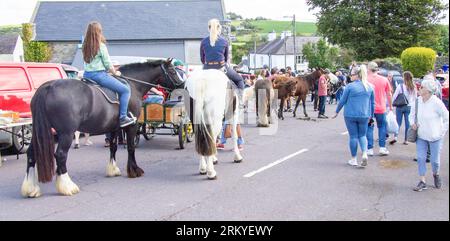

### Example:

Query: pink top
xmin=368 ymin=73 xmax=391 ymax=114
xmin=318 ymin=75 xmax=328 ymax=96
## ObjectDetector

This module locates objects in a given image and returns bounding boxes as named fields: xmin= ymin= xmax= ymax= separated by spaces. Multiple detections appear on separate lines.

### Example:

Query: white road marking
xmin=244 ymin=149 xmax=309 ymax=178
xmin=341 ymin=131 xmax=349 ymax=135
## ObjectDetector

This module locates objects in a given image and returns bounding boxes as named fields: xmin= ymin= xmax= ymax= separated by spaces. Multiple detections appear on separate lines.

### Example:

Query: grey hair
xmin=421 ymin=77 xmax=437 ymax=94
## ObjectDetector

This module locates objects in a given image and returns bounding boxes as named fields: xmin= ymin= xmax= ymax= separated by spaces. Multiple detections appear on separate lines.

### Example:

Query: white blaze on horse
xmin=185 ymin=69 xmax=243 ymax=180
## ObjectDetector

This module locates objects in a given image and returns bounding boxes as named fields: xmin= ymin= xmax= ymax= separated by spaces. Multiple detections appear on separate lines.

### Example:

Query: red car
xmin=0 ymin=62 xmax=68 ymax=118
xmin=0 ymin=62 xmax=69 ymax=153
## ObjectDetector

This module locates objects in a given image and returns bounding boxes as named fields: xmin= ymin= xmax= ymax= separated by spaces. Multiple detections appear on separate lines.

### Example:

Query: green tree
xmin=22 ymin=23 xmax=51 ymax=62
xmin=307 ymin=0 xmax=448 ymax=60
xmin=302 ymin=39 xmax=338 ymax=69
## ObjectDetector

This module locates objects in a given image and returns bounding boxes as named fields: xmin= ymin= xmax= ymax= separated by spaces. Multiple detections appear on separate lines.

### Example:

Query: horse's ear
xmin=166 ymin=58 xmax=173 ymax=65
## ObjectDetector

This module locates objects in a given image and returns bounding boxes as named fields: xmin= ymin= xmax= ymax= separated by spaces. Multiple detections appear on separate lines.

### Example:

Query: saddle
xmin=81 ymin=78 xmax=128 ymax=105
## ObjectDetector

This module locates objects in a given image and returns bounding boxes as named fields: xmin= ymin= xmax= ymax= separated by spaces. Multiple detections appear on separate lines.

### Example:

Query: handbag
xmin=393 ymin=84 xmax=409 ymax=107
xmin=406 ymin=99 xmax=418 ymax=143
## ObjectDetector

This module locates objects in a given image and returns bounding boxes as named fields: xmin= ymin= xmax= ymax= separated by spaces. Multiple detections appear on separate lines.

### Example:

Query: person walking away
xmin=390 ymin=71 xmax=417 ymax=145
xmin=410 ymin=79 xmax=449 ymax=192
xmin=366 ymin=62 xmax=392 ymax=156
xmin=82 ymin=21 xmax=135 ymax=127
xmin=318 ymin=69 xmax=329 ymax=118
xmin=333 ymin=65 xmax=375 ymax=167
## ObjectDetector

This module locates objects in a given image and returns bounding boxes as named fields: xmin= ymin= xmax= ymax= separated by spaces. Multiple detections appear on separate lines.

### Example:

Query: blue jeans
xmin=336 ymin=87 xmax=344 ymax=103
xmin=395 ymin=106 xmax=411 ymax=141
xmin=367 ymin=113 xmax=387 ymax=149
xmin=84 ymin=71 xmax=131 ymax=119
xmin=344 ymin=117 xmax=369 ymax=157
xmin=318 ymin=96 xmax=326 ymax=115
xmin=416 ymin=138 xmax=443 ymax=176
xmin=220 ymin=122 xmax=244 ymax=145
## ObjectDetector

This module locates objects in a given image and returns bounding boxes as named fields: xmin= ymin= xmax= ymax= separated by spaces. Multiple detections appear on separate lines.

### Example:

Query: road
xmin=0 ymin=100 xmax=448 ymax=221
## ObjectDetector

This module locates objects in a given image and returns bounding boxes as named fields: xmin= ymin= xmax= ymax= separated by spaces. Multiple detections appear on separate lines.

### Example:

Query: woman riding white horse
xmin=185 ymin=19 xmax=244 ymax=179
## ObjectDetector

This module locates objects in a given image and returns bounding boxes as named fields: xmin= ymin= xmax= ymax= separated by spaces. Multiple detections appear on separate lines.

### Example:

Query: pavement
xmin=0 ymin=100 xmax=448 ymax=221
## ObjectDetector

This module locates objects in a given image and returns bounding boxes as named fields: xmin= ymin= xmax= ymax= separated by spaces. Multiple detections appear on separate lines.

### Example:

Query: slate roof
xmin=252 ymin=36 xmax=321 ymax=55
xmin=32 ymin=0 xmax=225 ymax=41
xmin=0 ymin=34 xmax=20 ymax=54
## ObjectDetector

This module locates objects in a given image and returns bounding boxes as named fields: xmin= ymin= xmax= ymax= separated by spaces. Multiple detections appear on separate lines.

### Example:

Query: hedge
xmin=401 ymin=47 xmax=436 ymax=78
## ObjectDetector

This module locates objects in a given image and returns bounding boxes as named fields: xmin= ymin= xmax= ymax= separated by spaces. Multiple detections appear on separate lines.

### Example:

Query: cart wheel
xmin=186 ymin=123 xmax=194 ymax=143
xmin=143 ymin=124 xmax=154 ymax=140
xmin=178 ymin=124 xmax=186 ymax=149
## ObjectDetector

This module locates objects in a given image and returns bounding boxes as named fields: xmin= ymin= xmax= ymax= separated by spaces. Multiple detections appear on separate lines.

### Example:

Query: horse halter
xmin=160 ymin=64 xmax=184 ymax=90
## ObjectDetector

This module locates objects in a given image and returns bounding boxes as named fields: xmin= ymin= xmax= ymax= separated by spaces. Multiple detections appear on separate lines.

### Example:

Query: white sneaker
xmin=361 ymin=153 xmax=368 ymax=167
xmin=347 ymin=158 xmax=359 ymax=167
xmin=379 ymin=148 xmax=390 ymax=156
xmin=367 ymin=149 xmax=374 ymax=156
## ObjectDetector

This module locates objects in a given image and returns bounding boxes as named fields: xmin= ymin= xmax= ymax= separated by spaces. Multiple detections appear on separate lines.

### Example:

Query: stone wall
xmin=48 ymin=42 xmax=78 ymax=64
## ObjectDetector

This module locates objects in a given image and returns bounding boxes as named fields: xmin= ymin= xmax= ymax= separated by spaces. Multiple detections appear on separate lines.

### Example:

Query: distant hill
xmin=232 ymin=20 xmax=317 ymax=36
xmin=0 ymin=25 xmax=22 ymax=36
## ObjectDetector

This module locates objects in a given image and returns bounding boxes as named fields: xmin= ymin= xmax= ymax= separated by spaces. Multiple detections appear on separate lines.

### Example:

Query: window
xmin=28 ymin=67 xmax=63 ymax=89
xmin=295 ymin=55 xmax=304 ymax=64
xmin=0 ymin=67 xmax=30 ymax=91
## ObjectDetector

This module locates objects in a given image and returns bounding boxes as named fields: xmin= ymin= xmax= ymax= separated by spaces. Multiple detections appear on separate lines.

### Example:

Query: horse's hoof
xmin=199 ymin=171 xmax=207 ymax=175
xmin=207 ymin=175 xmax=217 ymax=180
xmin=21 ymin=173 xmax=41 ymax=198
xmin=56 ymin=173 xmax=80 ymax=196
xmin=213 ymin=160 xmax=218 ymax=165
xmin=127 ymin=166 xmax=145 ymax=178
xmin=234 ymin=159 xmax=243 ymax=163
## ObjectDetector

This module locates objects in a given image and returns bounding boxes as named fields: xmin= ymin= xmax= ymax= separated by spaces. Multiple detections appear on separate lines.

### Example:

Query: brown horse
xmin=272 ymin=76 xmax=297 ymax=120
xmin=254 ymin=78 xmax=275 ymax=127
xmin=292 ymin=70 xmax=323 ymax=118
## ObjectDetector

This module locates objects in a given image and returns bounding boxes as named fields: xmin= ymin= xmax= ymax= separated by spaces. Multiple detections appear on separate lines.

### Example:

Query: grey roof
xmin=252 ymin=36 xmax=321 ymax=55
xmin=32 ymin=0 xmax=225 ymax=41
xmin=0 ymin=34 xmax=20 ymax=54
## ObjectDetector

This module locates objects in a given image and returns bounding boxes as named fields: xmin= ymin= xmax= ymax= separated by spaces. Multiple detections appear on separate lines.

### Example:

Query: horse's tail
xmin=194 ymin=78 xmax=216 ymax=156
xmin=31 ymin=85 xmax=55 ymax=183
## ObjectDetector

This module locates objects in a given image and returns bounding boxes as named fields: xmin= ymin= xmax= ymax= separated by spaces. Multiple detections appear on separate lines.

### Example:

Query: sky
xmin=0 ymin=0 xmax=448 ymax=26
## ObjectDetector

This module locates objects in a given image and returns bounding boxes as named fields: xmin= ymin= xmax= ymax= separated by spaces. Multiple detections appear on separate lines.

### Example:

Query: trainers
xmin=361 ymin=153 xmax=368 ymax=167
xmin=367 ymin=149 xmax=374 ymax=156
xmin=413 ymin=181 xmax=428 ymax=192
xmin=434 ymin=174 xmax=442 ymax=189
xmin=347 ymin=158 xmax=358 ymax=167
xmin=216 ymin=143 xmax=225 ymax=150
xmin=379 ymin=148 xmax=390 ymax=156
xmin=389 ymin=137 xmax=397 ymax=145
xmin=120 ymin=116 xmax=136 ymax=127
xmin=318 ymin=114 xmax=327 ymax=119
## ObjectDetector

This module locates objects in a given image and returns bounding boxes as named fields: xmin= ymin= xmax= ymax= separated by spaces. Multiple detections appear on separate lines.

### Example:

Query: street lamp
xmin=283 ymin=14 xmax=297 ymax=72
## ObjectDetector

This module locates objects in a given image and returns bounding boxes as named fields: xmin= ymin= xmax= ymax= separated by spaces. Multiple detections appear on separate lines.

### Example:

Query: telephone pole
xmin=293 ymin=14 xmax=297 ymax=73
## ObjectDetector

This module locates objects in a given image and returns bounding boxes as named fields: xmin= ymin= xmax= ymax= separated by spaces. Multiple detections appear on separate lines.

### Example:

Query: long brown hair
xmin=403 ymin=71 xmax=415 ymax=93
xmin=82 ymin=21 xmax=106 ymax=63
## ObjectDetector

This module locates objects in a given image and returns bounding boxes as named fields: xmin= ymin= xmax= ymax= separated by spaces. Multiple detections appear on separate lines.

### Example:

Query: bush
xmin=401 ymin=47 xmax=436 ymax=78
xmin=24 ymin=41 xmax=52 ymax=62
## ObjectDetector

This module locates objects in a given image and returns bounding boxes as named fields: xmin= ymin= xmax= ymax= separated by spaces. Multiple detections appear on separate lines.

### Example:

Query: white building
xmin=249 ymin=33 xmax=320 ymax=72
xmin=0 ymin=34 xmax=24 ymax=62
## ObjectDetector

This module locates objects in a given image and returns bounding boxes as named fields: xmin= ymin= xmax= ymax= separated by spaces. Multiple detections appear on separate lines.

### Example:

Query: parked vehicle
xmin=0 ymin=62 xmax=69 ymax=153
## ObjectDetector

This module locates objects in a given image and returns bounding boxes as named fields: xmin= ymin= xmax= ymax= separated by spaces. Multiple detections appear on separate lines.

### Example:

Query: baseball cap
xmin=368 ymin=62 xmax=379 ymax=71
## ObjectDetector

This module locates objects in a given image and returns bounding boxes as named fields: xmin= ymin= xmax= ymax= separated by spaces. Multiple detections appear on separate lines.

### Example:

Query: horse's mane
xmin=119 ymin=59 xmax=165 ymax=72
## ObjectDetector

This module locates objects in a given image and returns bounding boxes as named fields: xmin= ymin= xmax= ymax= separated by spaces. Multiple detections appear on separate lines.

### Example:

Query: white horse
xmin=185 ymin=69 xmax=243 ymax=180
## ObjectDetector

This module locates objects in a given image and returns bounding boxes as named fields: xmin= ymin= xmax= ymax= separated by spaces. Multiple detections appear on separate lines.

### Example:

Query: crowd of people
xmin=75 ymin=20 xmax=448 ymax=193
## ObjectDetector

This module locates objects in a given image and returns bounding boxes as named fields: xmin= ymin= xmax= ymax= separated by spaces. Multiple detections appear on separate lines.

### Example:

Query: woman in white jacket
xmin=410 ymin=77 xmax=449 ymax=192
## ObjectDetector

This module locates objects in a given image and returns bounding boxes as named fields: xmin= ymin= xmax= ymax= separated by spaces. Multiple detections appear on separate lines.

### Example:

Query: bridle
xmin=114 ymin=63 xmax=183 ymax=91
